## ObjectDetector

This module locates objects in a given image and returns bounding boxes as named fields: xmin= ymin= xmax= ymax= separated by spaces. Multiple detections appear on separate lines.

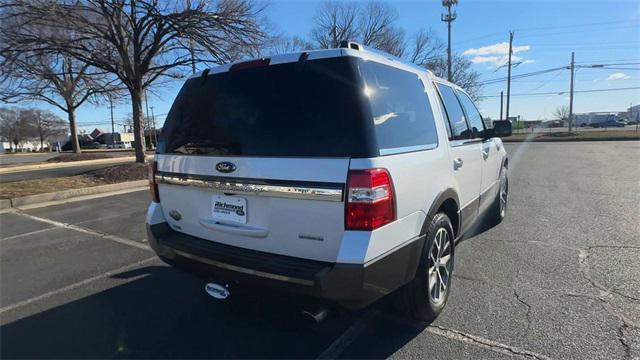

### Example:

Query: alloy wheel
xmin=428 ymin=228 xmax=452 ymax=305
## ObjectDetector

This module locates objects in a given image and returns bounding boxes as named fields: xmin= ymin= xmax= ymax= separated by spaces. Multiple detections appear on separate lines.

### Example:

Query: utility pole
xmin=441 ymin=0 xmax=458 ymax=82
xmin=505 ymin=31 xmax=514 ymax=123
xmin=108 ymin=95 xmax=115 ymax=145
xmin=150 ymin=106 xmax=157 ymax=148
xmin=568 ymin=51 xmax=575 ymax=134
xmin=500 ymin=91 xmax=504 ymax=121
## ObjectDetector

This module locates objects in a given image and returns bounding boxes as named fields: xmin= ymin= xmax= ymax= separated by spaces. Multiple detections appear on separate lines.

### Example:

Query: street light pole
xmin=441 ymin=0 xmax=458 ymax=82
xmin=109 ymin=96 xmax=115 ymax=145
xmin=500 ymin=91 xmax=504 ymax=121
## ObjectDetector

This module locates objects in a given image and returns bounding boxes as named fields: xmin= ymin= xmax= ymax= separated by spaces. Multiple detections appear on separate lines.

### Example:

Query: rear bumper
xmin=146 ymin=222 xmax=425 ymax=309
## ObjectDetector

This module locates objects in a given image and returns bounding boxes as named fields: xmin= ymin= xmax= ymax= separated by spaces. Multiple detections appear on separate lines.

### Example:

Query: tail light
xmin=345 ymin=168 xmax=395 ymax=230
xmin=148 ymin=161 xmax=160 ymax=203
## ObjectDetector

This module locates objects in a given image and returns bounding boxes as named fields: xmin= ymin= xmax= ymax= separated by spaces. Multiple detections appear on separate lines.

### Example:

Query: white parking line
xmin=13 ymin=210 xmax=150 ymax=251
xmin=316 ymin=309 xmax=377 ymax=359
xmin=0 ymin=257 xmax=157 ymax=314
xmin=319 ymin=310 xmax=552 ymax=360
xmin=0 ymin=227 xmax=56 ymax=242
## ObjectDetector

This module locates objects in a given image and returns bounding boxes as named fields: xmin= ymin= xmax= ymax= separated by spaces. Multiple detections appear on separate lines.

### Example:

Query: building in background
xmin=573 ymin=112 xmax=620 ymax=126
xmin=627 ymin=105 xmax=640 ymax=123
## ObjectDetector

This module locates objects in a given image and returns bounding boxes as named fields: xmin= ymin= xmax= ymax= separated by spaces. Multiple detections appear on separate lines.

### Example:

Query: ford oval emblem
xmin=216 ymin=161 xmax=236 ymax=173
xmin=205 ymin=282 xmax=230 ymax=299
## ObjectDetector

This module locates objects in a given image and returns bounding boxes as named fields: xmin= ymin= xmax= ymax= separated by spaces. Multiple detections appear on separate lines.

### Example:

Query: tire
xmin=395 ymin=213 xmax=455 ymax=322
xmin=490 ymin=166 xmax=508 ymax=225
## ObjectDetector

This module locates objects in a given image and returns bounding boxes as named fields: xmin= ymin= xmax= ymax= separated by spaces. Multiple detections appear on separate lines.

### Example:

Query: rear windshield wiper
xmin=172 ymin=141 xmax=240 ymax=155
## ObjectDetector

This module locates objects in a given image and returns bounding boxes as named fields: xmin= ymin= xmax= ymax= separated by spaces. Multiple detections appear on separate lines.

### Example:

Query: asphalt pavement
xmin=0 ymin=153 xmax=58 ymax=166
xmin=0 ymin=141 xmax=638 ymax=359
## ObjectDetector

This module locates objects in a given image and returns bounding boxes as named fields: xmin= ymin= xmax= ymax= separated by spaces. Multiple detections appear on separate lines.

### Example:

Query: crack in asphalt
xmin=578 ymin=249 xmax=640 ymax=303
xmin=426 ymin=325 xmax=552 ymax=360
xmin=456 ymin=238 xmax=640 ymax=359
xmin=513 ymin=290 xmax=532 ymax=334
xmin=617 ymin=323 xmax=632 ymax=360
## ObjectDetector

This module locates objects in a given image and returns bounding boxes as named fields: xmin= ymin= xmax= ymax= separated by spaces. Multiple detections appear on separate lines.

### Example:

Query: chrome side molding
xmin=155 ymin=173 xmax=343 ymax=202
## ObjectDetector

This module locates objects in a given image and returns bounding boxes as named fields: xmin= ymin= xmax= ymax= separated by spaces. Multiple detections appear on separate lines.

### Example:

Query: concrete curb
xmin=0 ymin=156 xmax=151 ymax=174
xmin=502 ymin=137 xmax=640 ymax=143
xmin=4 ymin=180 xmax=148 ymax=208
xmin=0 ymin=199 xmax=11 ymax=210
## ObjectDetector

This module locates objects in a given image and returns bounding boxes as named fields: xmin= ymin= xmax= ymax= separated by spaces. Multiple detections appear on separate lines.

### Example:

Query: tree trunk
xmin=68 ymin=109 xmax=81 ymax=154
xmin=130 ymin=87 xmax=146 ymax=163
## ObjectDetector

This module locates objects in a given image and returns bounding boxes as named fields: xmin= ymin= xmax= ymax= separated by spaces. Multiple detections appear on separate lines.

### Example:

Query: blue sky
xmin=33 ymin=0 xmax=640 ymax=131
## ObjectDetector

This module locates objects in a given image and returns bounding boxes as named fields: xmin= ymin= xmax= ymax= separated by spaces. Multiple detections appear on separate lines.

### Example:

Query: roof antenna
xmin=296 ymin=52 xmax=309 ymax=72
xmin=200 ymin=69 xmax=210 ymax=84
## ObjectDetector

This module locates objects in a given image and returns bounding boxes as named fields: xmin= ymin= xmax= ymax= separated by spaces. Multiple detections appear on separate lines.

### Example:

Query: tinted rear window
xmin=360 ymin=61 xmax=438 ymax=153
xmin=158 ymin=57 xmax=376 ymax=157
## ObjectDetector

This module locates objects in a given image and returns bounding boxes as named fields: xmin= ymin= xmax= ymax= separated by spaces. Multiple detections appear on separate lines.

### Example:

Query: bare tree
xmin=6 ymin=0 xmax=269 ymax=163
xmin=22 ymin=108 xmax=67 ymax=151
xmin=406 ymin=28 xmax=445 ymax=66
xmin=311 ymin=1 xmax=360 ymax=48
xmin=0 ymin=107 xmax=33 ymax=151
xmin=553 ymin=105 xmax=570 ymax=122
xmin=0 ymin=10 xmax=118 ymax=154
xmin=268 ymin=36 xmax=314 ymax=55
xmin=427 ymin=54 xmax=482 ymax=101
xmin=310 ymin=1 xmax=405 ymax=56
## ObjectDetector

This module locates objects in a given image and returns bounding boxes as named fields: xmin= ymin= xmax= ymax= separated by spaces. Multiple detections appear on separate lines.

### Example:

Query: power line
xmin=513 ymin=19 xmax=637 ymax=33
xmin=575 ymin=58 xmax=640 ymax=64
xmin=456 ymin=19 xmax=637 ymax=46
xmin=477 ymin=67 xmax=567 ymax=85
xmin=478 ymin=86 xmax=640 ymax=98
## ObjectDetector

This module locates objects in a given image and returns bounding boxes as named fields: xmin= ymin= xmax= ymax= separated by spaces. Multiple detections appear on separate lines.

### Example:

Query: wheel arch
xmin=424 ymin=189 xmax=460 ymax=239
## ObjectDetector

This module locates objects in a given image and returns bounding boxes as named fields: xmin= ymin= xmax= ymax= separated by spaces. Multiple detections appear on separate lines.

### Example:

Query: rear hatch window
xmin=158 ymin=56 xmax=377 ymax=158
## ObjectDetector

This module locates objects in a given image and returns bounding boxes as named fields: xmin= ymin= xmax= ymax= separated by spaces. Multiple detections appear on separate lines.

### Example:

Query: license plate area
xmin=212 ymin=195 xmax=247 ymax=224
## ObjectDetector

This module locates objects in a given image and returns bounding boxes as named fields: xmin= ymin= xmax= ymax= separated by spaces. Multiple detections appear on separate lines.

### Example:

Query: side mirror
xmin=492 ymin=120 xmax=512 ymax=137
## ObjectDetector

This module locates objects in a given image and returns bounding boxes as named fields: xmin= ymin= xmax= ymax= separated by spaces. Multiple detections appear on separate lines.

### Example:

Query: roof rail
xmin=339 ymin=40 xmax=404 ymax=62
xmin=339 ymin=40 xmax=433 ymax=76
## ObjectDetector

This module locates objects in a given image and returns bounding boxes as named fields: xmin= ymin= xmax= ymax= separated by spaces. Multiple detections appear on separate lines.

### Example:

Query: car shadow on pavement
xmin=0 ymin=264 xmax=428 ymax=359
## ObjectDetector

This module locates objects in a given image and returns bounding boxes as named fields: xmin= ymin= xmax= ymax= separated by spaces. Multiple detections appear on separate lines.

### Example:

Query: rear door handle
xmin=482 ymin=150 xmax=489 ymax=159
xmin=453 ymin=158 xmax=464 ymax=170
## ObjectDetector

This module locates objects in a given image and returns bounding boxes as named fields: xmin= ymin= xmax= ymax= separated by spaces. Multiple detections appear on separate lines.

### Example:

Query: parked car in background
xmin=593 ymin=120 xmax=626 ymax=128
xmin=145 ymin=42 xmax=512 ymax=322
xmin=82 ymin=142 xmax=102 ymax=149
xmin=111 ymin=141 xmax=132 ymax=149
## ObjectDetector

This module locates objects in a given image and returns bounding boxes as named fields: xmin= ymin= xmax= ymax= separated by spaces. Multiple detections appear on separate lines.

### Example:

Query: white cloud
xmin=464 ymin=42 xmax=532 ymax=67
xmin=470 ymin=56 xmax=500 ymax=64
xmin=463 ymin=42 xmax=530 ymax=56
xmin=605 ymin=72 xmax=631 ymax=81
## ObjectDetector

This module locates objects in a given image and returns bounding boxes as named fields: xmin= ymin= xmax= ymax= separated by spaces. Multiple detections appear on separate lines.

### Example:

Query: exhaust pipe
xmin=205 ymin=282 xmax=230 ymax=300
xmin=302 ymin=307 xmax=329 ymax=324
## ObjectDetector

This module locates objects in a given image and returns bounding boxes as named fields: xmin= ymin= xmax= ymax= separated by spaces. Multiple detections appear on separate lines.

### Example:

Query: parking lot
xmin=1 ymin=141 xmax=638 ymax=359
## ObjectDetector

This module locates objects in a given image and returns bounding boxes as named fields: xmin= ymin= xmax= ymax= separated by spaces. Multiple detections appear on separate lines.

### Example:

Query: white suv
xmin=145 ymin=42 xmax=511 ymax=321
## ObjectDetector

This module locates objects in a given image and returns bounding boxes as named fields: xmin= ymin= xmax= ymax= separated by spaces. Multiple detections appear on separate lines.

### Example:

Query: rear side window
xmin=435 ymin=83 xmax=471 ymax=140
xmin=158 ymin=57 xmax=376 ymax=158
xmin=456 ymin=90 xmax=485 ymax=138
xmin=360 ymin=61 xmax=438 ymax=154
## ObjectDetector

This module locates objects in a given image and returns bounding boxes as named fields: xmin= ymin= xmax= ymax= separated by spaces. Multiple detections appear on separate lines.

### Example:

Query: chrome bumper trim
xmin=155 ymin=174 xmax=343 ymax=202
